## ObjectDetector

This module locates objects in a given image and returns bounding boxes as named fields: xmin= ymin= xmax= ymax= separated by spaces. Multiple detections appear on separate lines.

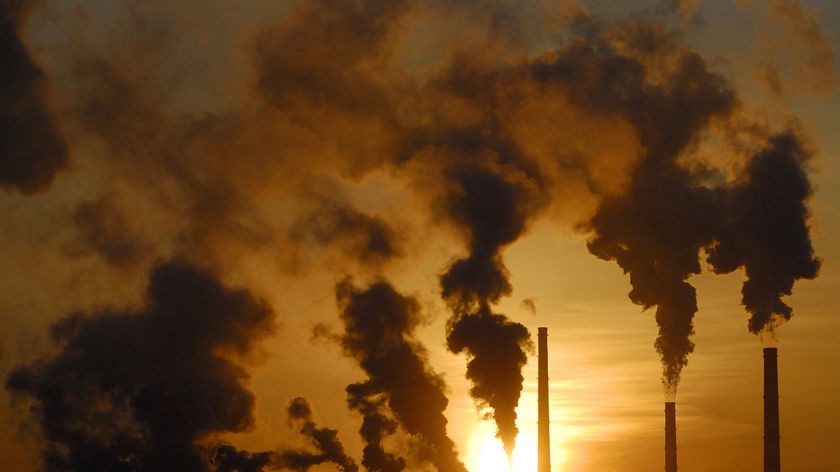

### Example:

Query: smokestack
xmin=665 ymin=402 xmax=677 ymax=472
xmin=538 ymin=327 xmax=550 ymax=472
xmin=764 ymin=347 xmax=780 ymax=472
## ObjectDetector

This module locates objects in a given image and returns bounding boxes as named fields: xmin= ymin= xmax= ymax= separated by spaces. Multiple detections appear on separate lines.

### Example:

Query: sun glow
xmin=465 ymin=422 xmax=538 ymax=472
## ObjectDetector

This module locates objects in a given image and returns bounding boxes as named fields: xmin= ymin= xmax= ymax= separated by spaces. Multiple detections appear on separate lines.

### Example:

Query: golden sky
xmin=1 ymin=1 xmax=838 ymax=471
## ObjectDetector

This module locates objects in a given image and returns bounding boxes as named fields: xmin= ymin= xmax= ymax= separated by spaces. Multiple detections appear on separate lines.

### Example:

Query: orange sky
xmin=1 ymin=1 xmax=839 ymax=471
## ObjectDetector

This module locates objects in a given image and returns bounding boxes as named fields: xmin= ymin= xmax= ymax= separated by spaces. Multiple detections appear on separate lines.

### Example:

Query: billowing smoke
xmin=708 ymin=132 xmax=821 ymax=334
xmin=5 ymin=261 xmax=275 ymax=471
xmin=335 ymin=279 xmax=467 ymax=472
xmin=575 ymin=18 xmax=736 ymax=394
xmin=0 ymin=0 xmax=68 ymax=194
xmin=438 ymin=163 xmax=538 ymax=457
xmin=1 ymin=0 xmax=831 ymax=469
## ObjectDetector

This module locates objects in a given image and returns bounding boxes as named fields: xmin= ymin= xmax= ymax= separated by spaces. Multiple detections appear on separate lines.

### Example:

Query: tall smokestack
xmin=764 ymin=347 xmax=780 ymax=472
xmin=538 ymin=327 xmax=550 ymax=472
xmin=665 ymin=402 xmax=677 ymax=472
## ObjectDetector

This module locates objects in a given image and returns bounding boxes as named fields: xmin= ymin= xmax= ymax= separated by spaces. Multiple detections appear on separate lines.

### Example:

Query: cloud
xmin=6 ymin=261 xmax=275 ymax=471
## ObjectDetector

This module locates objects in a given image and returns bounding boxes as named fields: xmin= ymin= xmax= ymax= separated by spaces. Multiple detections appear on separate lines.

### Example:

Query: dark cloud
xmin=708 ymin=132 xmax=820 ymax=334
xmin=0 ymin=0 xmax=69 ymax=194
xmin=5 ymin=261 xmax=275 ymax=471
xmin=336 ymin=279 xmax=467 ymax=472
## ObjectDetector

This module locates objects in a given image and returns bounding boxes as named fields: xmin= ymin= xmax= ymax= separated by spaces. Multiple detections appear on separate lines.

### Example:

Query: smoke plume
xmin=336 ymin=279 xmax=467 ymax=472
xmin=578 ymin=18 xmax=736 ymax=394
xmin=437 ymin=163 xmax=538 ymax=457
xmin=0 ymin=0 xmax=68 ymax=194
xmin=5 ymin=261 xmax=275 ymax=471
xmin=708 ymin=132 xmax=821 ymax=334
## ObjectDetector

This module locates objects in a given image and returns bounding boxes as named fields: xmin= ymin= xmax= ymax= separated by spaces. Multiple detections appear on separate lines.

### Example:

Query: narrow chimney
xmin=764 ymin=347 xmax=781 ymax=472
xmin=538 ymin=327 xmax=550 ymax=472
xmin=665 ymin=402 xmax=677 ymax=472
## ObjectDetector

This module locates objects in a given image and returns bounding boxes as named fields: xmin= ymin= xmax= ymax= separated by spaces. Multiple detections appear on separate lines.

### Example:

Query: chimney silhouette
xmin=665 ymin=402 xmax=677 ymax=472
xmin=764 ymin=347 xmax=780 ymax=472
xmin=538 ymin=327 xmax=550 ymax=472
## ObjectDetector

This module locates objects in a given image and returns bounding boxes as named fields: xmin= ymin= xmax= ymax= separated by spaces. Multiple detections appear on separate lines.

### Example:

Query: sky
xmin=1 ymin=0 xmax=839 ymax=471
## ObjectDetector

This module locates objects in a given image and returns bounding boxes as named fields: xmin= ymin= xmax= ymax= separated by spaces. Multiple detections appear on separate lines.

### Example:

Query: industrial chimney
xmin=764 ymin=347 xmax=780 ymax=472
xmin=538 ymin=327 xmax=550 ymax=472
xmin=665 ymin=402 xmax=677 ymax=472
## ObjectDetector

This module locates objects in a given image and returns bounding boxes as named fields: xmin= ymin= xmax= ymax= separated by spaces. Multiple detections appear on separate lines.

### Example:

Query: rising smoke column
xmin=708 ymin=132 xmax=821 ymax=334
xmin=574 ymin=19 xmax=737 ymax=393
xmin=1 ymin=0 xmax=68 ymax=193
xmin=5 ymin=261 xmax=275 ymax=471
xmin=335 ymin=279 xmax=467 ymax=472
xmin=437 ymin=162 xmax=538 ymax=457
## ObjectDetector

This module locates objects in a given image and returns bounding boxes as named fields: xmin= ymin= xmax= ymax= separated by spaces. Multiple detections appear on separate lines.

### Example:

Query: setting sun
xmin=466 ymin=422 xmax=538 ymax=472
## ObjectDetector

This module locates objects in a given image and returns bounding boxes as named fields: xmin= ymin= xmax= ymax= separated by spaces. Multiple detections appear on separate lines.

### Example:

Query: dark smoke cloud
xmin=708 ymin=132 xmax=820 ymax=334
xmin=276 ymin=397 xmax=359 ymax=472
xmin=0 ymin=0 xmax=68 ymax=194
xmin=335 ymin=279 xmax=467 ymax=472
xmin=437 ymin=163 xmax=539 ymax=457
xmin=5 ymin=261 xmax=275 ymax=471
xmin=573 ymin=19 xmax=736 ymax=393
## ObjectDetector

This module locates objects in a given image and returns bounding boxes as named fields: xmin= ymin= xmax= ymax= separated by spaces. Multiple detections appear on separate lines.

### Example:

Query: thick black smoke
xmin=573 ymin=19 xmax=736 ymax=393
xmin=335 ymin=279 xmax=467 ymax=472
xmin=708 ymin=132 xmax=821 ymax=334
xmin=5 ymin=261 xmax=275 ymax=471
xmin=437 ymin=163 xmax=538 ymax=457
xmin=0 ymin=0 xmax=68 ymax=194
xmin=276 ymin=397 xmax=359 ymax=472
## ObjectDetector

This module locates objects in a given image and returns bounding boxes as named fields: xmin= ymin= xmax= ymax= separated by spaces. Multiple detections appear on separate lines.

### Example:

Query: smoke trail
xmin=575 ymin=18 xmax=736 ymax=394
xmin=5 ymin=261 xmax=275 ymax=471
xmin=335 ymin=279 xmax=468 ymax=472
xmin=0 ymin=0 xmax=68 ymax=194
xmin=276 ymin=397 xmax=359 ymax=472
xmin=210 ymin=397 xmax=359 ymax=472
xmin=708 ymin=132 xmax=820 ymax=334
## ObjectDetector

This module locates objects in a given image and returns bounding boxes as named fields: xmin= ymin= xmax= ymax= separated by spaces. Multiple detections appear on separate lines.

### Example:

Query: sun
xmin=465 ymin=422 xmax=538 ymax=472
